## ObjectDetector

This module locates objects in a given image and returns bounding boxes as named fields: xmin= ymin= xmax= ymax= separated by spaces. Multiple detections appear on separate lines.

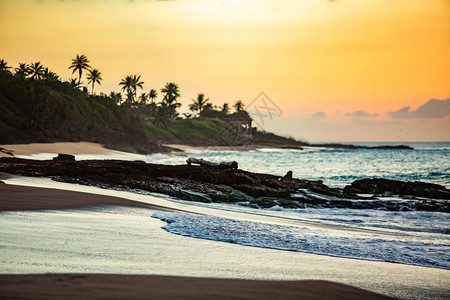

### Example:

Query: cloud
xmin=387 ymin=98 xmax=450 ymax=119
xmin=309 ymin=111 xmax=326 ymax=120
xmin=345 ymin=110 xmax=379 ymax=118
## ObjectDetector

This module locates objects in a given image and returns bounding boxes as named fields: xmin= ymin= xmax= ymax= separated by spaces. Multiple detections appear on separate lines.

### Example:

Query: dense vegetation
xmin=0 ymin=69 xmax=160 ymax=153
xmin=0 ymin=57 xmax=303 ymax=152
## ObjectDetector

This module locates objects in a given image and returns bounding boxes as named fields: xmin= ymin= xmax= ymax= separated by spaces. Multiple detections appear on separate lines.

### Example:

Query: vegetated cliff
xmin=0 ymin=73 xmax=160 ymax=153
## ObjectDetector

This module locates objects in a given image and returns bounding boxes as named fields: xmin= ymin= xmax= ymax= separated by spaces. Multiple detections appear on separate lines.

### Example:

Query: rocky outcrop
xmin=0 ymin=157 xmax=448 ymax=212
xmin=344 ymin=178 xmax=450 ymax=200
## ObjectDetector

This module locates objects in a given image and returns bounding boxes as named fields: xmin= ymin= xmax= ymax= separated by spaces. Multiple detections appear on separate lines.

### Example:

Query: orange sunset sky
xmin=1 ymin=0 xmax=449 ymax=142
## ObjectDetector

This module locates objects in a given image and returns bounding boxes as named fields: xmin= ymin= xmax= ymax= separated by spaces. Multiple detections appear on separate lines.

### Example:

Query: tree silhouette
xmin=233 ymin=100 xmax=245 ymax=112
xmin=29 ymin=62 xmax=44 ymax=80
xmin=119 ymin=74 xmax=144 ymax=104
xmin=221 ymin=102 xmax=230 ymax=115
xmin=110 ymin=91 xmax=122 ymax=104
xmin=148 ymin=89 xmax=158 ymax=103
xmin=0 ymin=59 xmax=12 ymax=75
xmin=69 ymin=54 xmax=90 ymax=85
xmin=87 ymin=68 xmax=102 ymax=94
xmin=161 ymin=82 xmax=180 ymax=106
xmin=14 ymin=63 xmax=31 ymax=78
xmin=139 ymin=92 xmax=148 ymax=105
xmin=189 ymin=93 xmax=209 ymax=115
xmin=42 ymin=67 xmax=59 ymax=80
xmin=132 ymin=74 xmax=144 ymax=100
xmin=161 ymin=82 xmax=181 ymax=118
xmin=119 ymin=75 xmax=134 ymax=104
xmin=69 ymin=78 xmax=81 ymax=88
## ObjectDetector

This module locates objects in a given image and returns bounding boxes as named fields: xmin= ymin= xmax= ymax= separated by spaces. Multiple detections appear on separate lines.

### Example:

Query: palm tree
xmin=68 ymin=54 xmax=90 ymax=85
xmin=29 ymin=62 xmax=44 ymax=80
xmin=234 ymin=100 xmax=245 ymax=112
xmin=14 ymin=63 xmax=30 ymax=78
xmin=139 ymin=92 xmax=148 ymax=105
xmin=119 ymin=75 xmax=134 ymax=103
xmin=148 ymin=89 xmax=158 ymax=103
xmin=161 ymin=82 xmax=181 ymax=119
xmin=132 ymin=74 xmax=144 ymax=99
xmin=69 ymin=78 xmax=81 ymax=89
xmin=0 ymin=59 xmax=12 ymax=75
xmin=110 ymin=91 xmax=122 ymax=104
xmin=42 ymin=67 xmax=59 ymax=80
xmin=221 ymin=102 xmax=230 ymax=115
xmin=189 ymin=93 xmax=210 ymax=115
xmin=87 ymin=68 xmax=102 ymax=94
xmin=161 ymin=82 xmax=180 ymax=106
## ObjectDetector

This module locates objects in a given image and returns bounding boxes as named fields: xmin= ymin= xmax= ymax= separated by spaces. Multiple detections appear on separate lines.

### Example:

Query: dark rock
xmin=344 ymin=178 xmax=450 ymax=200
xmin=284 ymin=171 xmax=293 ymax=180
xmin=0 ymin=157 xmax=447 ymax=212
xmin=53 ymin=154 xmax=76 ymax=161
xmin=310 ymin=143 xmax=413 ymax=150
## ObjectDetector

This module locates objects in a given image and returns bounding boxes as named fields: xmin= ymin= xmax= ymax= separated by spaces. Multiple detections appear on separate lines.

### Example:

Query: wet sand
xmin=0 ymin=274 xmax=394 ymax=300
xmin=0 ymin=183 xmax=176 ymax=212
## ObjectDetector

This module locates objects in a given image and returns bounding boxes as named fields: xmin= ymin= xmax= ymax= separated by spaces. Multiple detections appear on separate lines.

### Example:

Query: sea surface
xmin=4 ymin=142 xmax=450 ymax=274
xmin=147 ymin=142 xmax=450 ymax=269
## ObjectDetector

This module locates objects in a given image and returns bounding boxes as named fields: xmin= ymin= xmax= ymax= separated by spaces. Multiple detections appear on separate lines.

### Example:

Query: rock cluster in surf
xmin=0 ymin=157 xmax=448 ymax=212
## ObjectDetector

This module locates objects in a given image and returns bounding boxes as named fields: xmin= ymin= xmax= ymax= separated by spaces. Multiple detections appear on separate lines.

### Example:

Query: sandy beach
xmin=0 ymin=181 xmax=397 ymax=299
xmin=0 ymin=142 xmax=114 ymax=158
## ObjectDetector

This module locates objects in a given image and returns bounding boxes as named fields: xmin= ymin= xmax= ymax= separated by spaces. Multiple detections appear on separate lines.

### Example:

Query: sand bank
xmin=0 ymin=142 xmax=113 ymax=158
xmin=0 ymin=274 xmax=394 ymax=300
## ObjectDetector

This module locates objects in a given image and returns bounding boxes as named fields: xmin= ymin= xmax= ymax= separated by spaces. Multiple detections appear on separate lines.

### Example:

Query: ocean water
xmin=6 ymin=142 xmax=450 ymax=273
xmin=144 ymin=142 xmax=450 ymax=188
xmin=145 ymin=142 xmax=450 ymax=270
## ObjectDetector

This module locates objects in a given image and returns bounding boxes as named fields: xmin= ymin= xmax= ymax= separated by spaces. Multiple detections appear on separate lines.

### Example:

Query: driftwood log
xmin=186 ymin=157 xmax=238 ymax=170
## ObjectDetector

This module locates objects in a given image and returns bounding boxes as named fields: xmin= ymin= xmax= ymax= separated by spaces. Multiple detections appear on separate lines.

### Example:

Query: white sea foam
xmin=152 ymin=212 xmax=450 ymax=269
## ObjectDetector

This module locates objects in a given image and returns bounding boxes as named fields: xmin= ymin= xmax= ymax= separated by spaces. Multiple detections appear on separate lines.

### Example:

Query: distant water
xmin=146 ymin=142 xmax=450 ymax=188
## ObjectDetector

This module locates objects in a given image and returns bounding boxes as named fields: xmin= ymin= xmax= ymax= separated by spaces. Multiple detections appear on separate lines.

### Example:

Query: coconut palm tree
xmin=221 ymin=102 xmax=230 ymax=115
xmin=68 ymin=54 xmax=90 ymax=85
xmin=132 ymin=74 xmax=144 ymax=99
xmin=110 ymin=91 xmax=122 ymax=104
xmin=0 ymin=59 xmax=11 ymax=71
xmin=233 ymin=100 xmax=245 ymax=112
xmin=69 ymin=78 xmax=81 ymax=88
xmin=119 ymin=75 xmax=134 ymax=103
xmin=161 ymin=82 xmax=180 ymax=106
xmin=0 ymin=59 xmax=12 ymax=76
xmin=148 ymin=89 xmax=158 ymax=103
xmin=139 ymin=92 xmax=148 ymax=105
xmin=14 ymin=63 xmax=31 ymax=78
xmin=87 ymin=68 xmax=102 ymax=94
xmin=42 ymin=67 xmax=59 ymax=80
xmin=189 ymin=93 xmax=210 ymax=115
xmin=160 ymin=82 xmax=181 ymax=118
xmin=29 ymin=62 xmax=45 ymax=80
